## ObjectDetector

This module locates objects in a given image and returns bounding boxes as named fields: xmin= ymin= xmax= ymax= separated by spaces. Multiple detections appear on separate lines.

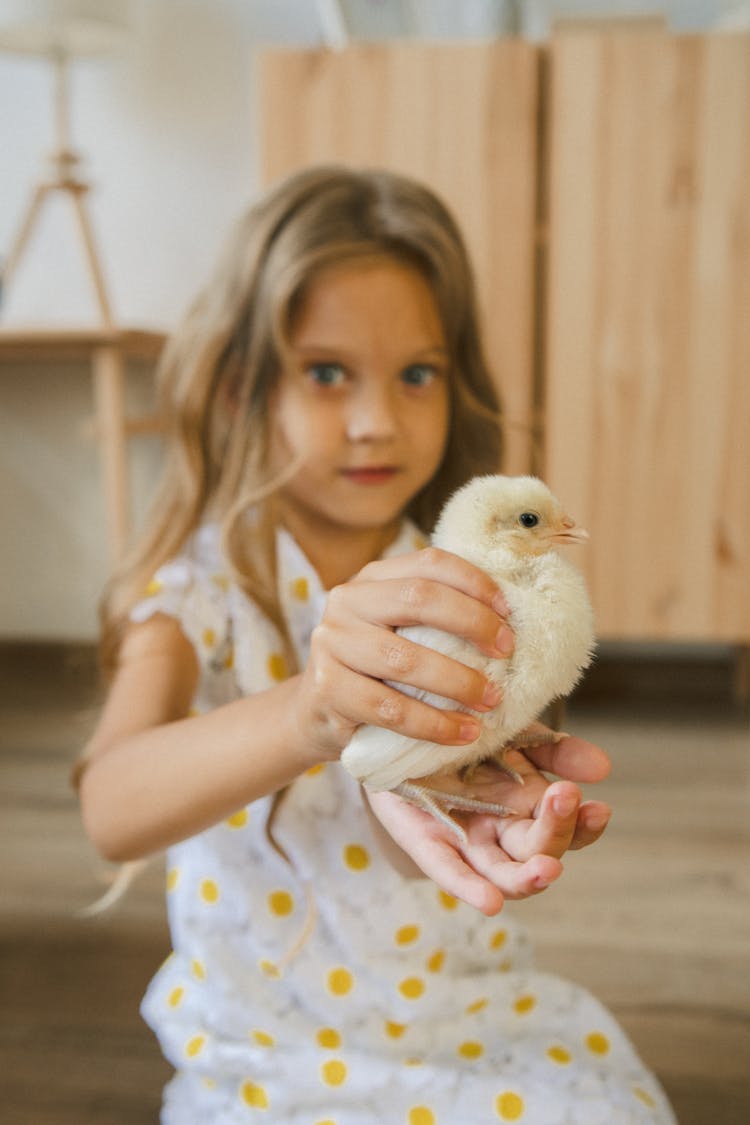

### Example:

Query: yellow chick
xmin=341 ymin=474 xmax=596 ymax=835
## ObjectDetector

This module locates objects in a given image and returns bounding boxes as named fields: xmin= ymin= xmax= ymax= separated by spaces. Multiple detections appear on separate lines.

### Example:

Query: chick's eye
xmin=308 ymin=363 xmax=346 ymax=387
xmin=519 ymin=511 xmax=540 ymax=528
xmin=401 ymin=364 xmax=436 ymax=388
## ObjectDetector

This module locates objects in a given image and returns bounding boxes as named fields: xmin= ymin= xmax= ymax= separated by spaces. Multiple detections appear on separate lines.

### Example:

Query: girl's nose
xmin=345 ymin=384 xmax=398 ymax=442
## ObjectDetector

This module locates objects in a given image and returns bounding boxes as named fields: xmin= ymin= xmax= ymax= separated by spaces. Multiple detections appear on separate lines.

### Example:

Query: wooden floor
xmin=1 ymin=644 xmax=749 ymax=1124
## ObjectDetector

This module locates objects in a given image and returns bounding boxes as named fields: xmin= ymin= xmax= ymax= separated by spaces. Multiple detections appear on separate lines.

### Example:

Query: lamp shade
xmin=0 ymin=0 xmax=132 ymax=56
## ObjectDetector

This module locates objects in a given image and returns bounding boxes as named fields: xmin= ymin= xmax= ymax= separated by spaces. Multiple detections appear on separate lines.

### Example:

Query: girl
xmin=78 ymin=166 xmax=676 ymax=1123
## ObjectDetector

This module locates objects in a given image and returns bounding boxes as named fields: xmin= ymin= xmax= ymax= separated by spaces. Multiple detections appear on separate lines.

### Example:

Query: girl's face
xmin=269 ymin=258 xmax=450 ymax=565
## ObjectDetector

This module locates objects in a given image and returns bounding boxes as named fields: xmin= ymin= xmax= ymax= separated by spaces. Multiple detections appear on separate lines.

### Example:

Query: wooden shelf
xmin=0 ymin=324 xmax=167 ymax=563
xmin=0 ymin=326 xmax=166 ymax=363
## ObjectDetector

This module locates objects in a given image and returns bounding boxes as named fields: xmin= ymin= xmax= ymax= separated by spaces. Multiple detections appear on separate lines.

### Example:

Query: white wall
xmin=0 ymin=0 xmax=741 ymax=639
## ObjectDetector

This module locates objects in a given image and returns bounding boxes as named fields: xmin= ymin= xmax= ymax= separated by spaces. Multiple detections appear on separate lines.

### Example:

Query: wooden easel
xmin=1 ymin=49 xmax=113 ymax=326
xmin=0 ymin=50 xmax=165 ymax=563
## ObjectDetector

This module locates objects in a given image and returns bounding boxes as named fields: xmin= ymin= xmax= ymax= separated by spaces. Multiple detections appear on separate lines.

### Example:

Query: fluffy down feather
xmin=341 ymin=475 xmax=595 ymax=815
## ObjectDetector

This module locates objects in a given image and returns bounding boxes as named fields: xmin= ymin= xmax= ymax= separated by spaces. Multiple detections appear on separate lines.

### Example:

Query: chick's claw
xmin=461 ymin=747 xmax=525 ymax=787
xmin=393 ymin=770 xmax=520 ymax=842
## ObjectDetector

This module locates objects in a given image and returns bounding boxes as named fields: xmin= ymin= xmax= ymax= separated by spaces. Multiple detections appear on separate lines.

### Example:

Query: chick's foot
xmin=392 ymin=778 xmax=517 ymax=842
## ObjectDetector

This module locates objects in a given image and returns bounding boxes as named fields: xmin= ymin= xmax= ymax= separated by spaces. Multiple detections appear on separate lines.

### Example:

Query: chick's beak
xmin=548 ymin=515 xmax=589 ymax=545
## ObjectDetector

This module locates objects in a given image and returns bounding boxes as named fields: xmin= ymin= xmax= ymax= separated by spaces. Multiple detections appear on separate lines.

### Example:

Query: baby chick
xmin=341 ymin=474 xmax=596 ymax=836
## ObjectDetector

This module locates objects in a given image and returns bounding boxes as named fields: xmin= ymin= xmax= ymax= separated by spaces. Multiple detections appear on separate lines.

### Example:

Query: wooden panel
xmin=544 ymin=32 xmax=750 ymax=641
xmin=257 ymin=43 xmax=539 ymax=474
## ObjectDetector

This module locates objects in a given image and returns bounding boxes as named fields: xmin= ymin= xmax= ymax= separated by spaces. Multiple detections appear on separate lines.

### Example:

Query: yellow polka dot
xmin=226 ymin=808 xmax=248 ymax=828
xmin=513 ymin=994 xmax=536 ymax=1015
xmin=259 ymin=959 xmax=281 ymax=979
xmin=306 ymin=762 xmax=326 ymax=776
xmin=395 ymin=924 xmax=420 ymax=945
xmin=313 ymin=1120 xmax=336 ymax=1125
xmin=240 ymin=1081 xmax=269 ymax=1109
xmin=399 ymin=976 xmax=425 ymax=1000
xmin=316 ymin=1027 xmax=342 ymax=1049
xmin=200 ymin=879 xmax=219 ymax=904
xmin=268 ymin=652 xmax=288 ymax=681
xmin=459 ymin=1040 xmax=485 ymax=1059
xmin=202 ymin=628 xmax=216 ymax=648
xmin=438 ymin=890 xmax=459 ymax=910
xmin=202 ymin=1077 xmax=216 ymax=1089
xmin=191 ymin=960 xmax=206 ymax=981
xmin=490 ymin=928 xmax=507 ymax=949
xmin=327 ymin=967 xmax=354 ymax=996
xmin=547 ymin=1045 xmax=572 ymax=1064
xmin=268 ymin=890 xmax=294 ymax=917
xmin=495 ymin=1091 xmax=525 ymax=1119
xmin=166 ymin=868 xmax=180 ymax=892
xmin=404 ymin=1057 xmax=424 ymax=1067
xmin=251 ymin=1029 xmax=275 ymax=1047
xmin=498 ymin=958 xmax=513 ymax=973
xmin=343 ymin=844 xmax=370 ymax=871
xmin=408 ymin=1109 xmax=436 ymax=1125
xmin=426 ymin=949 xmax=445 ymax=973
xmin=291 ymin=576 xmax=309 ymax=601
xmin=145 ymin=578 xmax=163 ymax=596
xmin=321 ymin=1059 xmax=347 ymax=1086
xmin=633 ymin=1087 xmax=657 ymax=1108
xmin=466 ymin=998 xmax=488 ymax=1014
xmin=185 ymin=1034 xmax=206 ymax=1058
xmin=212 ymin=573 xmax=230 ymax=591
xmin=385 ymin=1021 xmax=407 ymax=1039
xmin=167 ymin=986 xmax=184 ymax=1008
xmin=585 ymin=1031 xmax=611 ymax=1056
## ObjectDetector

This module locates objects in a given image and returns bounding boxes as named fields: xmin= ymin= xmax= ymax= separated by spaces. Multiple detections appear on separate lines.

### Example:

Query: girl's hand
xmin=365 ymin=727 xmax=612 ymax=915
xmin=293 ymin=548 xmax=513 ymax=763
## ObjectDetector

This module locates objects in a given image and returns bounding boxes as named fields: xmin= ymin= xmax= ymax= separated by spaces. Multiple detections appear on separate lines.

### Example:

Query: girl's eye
xmin=401 ymin=364 xmax=436 ymax=388
xmin=308 ymin=363 xmax=346 ymax=388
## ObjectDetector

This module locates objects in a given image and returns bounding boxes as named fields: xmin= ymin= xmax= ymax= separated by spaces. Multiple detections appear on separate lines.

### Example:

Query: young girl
xmin=78 ymin=166 xmax=676 ymax=1124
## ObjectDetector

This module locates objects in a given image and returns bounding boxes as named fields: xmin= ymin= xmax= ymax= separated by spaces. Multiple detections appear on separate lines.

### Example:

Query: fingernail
xmin=552 ymin=792 xmax=578 ymax=818
xmin=492 ymin=590 xmax=509 ymax=616
xmin=458 ymin=719 xmax=481 ymax=743
xmin=586 ymin=810 xmax=611 ymax=831
xmin=534 ymin=873 xmax=555 ymax=890
xmin=495 ymin=625 xmax=515 ymax=656
xmin=482 ymin=680 xmax=503 ymax=708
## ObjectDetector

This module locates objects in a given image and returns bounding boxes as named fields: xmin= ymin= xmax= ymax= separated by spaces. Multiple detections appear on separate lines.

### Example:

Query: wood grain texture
xmin=257 ymin=43 xmax=540 ymax=474
xmin=543 ymin=31 xmax=750 ymax=641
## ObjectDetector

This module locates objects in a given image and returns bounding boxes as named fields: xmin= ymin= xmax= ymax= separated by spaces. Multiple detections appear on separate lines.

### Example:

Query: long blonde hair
xmin=101 ymin=165 xmax=503 ymax=671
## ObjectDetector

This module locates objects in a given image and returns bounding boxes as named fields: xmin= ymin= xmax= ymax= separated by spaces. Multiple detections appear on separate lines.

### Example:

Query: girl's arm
xmin=80 ymin=548 xmax=509 ymax=863
xmin=79 ymin=615 xmax=321 ymax=861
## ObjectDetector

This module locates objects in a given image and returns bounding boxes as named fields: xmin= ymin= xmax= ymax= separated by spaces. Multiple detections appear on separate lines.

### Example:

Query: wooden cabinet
xmin=258 ymin=42 xmax=540 ymax=476
xmin=257 ymin=31 xmax=750 ymax=643
xmin=544 ymin=32 xmax=750 ymax=641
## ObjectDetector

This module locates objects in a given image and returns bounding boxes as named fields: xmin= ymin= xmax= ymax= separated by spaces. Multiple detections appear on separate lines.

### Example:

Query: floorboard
xmin=1 ymin=643 xmax=748 ymax=1123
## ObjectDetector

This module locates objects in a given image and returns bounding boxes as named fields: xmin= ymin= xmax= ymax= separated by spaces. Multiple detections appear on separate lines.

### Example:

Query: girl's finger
xmin=308 ymin=660 xmax=482 ymax=748
xmin=325 ymin=573 xmax=512 ymax=659
xmin=522 ymin=731 xmax=612 ymax=783
xmin=320 ymin=619 xmax=501 ymax=713
xmin=491 ymin=781 xmax=581 ymax=861
xmin=568 ymin=801 xmax=612 ymax=850
xmin=460 ymin=833 xmax=564 ymax=902
xmin=355 ymin=546 xmax=509 ymax=616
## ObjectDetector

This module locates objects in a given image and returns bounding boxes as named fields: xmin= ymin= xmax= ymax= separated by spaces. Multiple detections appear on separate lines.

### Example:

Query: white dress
xmin=132 ymin=522 xmax=677 ymax=1125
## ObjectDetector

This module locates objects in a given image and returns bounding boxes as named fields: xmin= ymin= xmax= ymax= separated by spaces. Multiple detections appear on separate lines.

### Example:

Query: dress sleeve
xmin=130 ymin=550 xmax=237 ymax=694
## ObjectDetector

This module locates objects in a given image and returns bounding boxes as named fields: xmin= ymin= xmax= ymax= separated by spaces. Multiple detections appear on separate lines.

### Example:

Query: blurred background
xmin=1 ymin=2 xmax=748 ymax=1123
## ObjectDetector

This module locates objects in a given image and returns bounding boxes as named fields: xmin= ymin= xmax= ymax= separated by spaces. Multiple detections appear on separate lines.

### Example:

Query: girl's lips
xmin=341 ymin=467 xmax=399 ymax=484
